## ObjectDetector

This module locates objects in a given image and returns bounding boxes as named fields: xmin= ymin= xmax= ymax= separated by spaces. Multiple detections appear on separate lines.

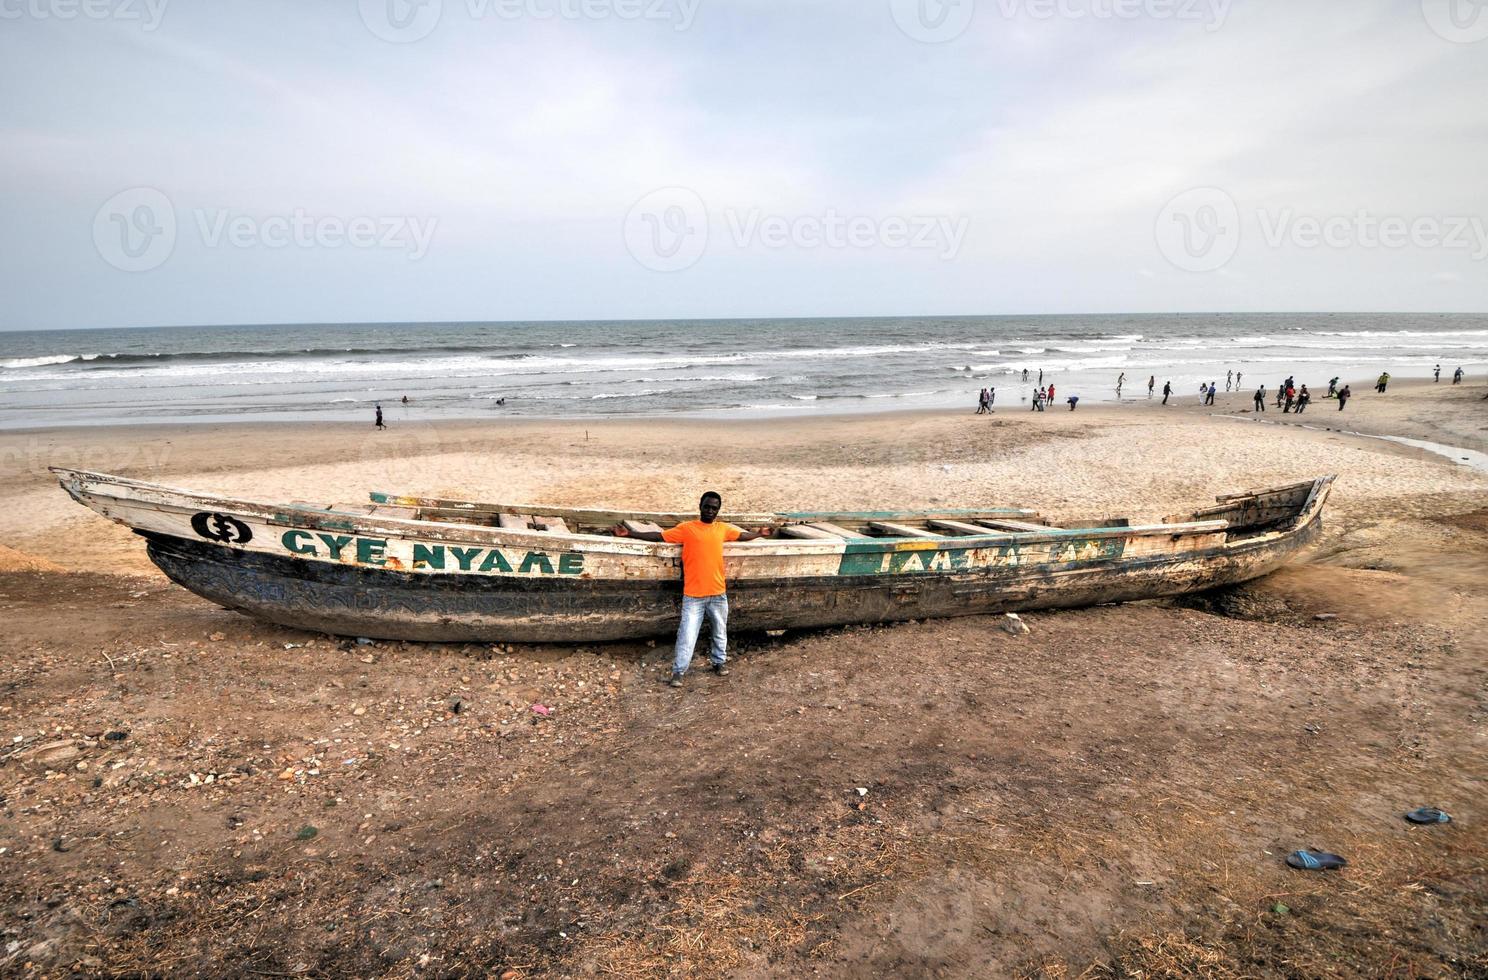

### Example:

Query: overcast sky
xmin=2 ymin=0 xmax=1485 ymax=331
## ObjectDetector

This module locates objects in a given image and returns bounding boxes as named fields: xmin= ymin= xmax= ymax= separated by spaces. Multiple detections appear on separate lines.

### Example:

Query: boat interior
xmin=295 ymin=478 xmax=1326 ymax=543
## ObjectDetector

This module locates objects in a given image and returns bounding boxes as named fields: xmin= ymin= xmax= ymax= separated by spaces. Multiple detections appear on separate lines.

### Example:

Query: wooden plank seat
xmin=974 ymin=518 xmax=1057 ymax=533
xmin=325 ymin=504 xmax=377 ymax=516
xmin=867 ymin=521 xmax=942 ymax=538
xmin=804 ymin=521 xmax=871 ymax=539
xmin=926 ymin=518 xmax=1000 ymax=536
xmin=531 ymin=516 xmax=570 ymax=533
xmin=619 ymin=519 xmax=665 ymax=536
xmin=367 ymin=505 xmax=419 ymax=520
xmin=777 ymin=524 xmax=843 ymax=540
xmin=497 ymin=513 xmax=533 ymax=530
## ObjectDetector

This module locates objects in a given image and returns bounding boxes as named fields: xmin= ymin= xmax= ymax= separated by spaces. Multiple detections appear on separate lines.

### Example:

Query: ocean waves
xmin=1 ymin=314 xmax=1485 ymax=427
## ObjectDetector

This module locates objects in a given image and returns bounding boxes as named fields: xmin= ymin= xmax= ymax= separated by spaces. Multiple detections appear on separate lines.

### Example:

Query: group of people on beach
xmin=978 ymin=362 xmax=1476 ymax=419
xmin=1433 ymin=364 xmax=1466 ymax=384
xmin=1250 ymin=376 xmax=1336 ymax=413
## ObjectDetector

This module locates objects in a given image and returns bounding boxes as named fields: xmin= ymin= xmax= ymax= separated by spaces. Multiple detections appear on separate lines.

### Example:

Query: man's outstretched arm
xmin=610 ymin=525 xmax=666 ymax=541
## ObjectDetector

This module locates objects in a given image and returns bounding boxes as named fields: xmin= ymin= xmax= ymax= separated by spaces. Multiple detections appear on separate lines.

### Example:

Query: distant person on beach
xmin=374 ymin=404 xmax=385 ymax=429
xmin=1337 ymin=385 xmax=1351 ymax=410
xmin=976 ymin=388 xmax=989 ymax=414
xmin=1148 ymin=376 xmax=1155 ymax=397
xmin=1454 ymin=367 xmax=1464 ymax=384
xmin=612 ymin=492 xmax=772 ymax=689
xmin=1022 ymin=368 xmax=1029 ymax=382
xmin=1226 ymin=370 xmax=1232 ymax=391
xmin=1047 ymin=383 xmax=1055 ymax=405
xmin=1067 ymin=395 xmax=1079 ymax=411
xmin=1032 ymin=388 xmax=1046 ymax=411
xmin=987 ymin=386 xmax=995 ymax=411
xmin=1116 ymin=372 xmax=1125 ymax=394
xmin=1235 ymin=371 xmax=1242 ymax=387
xmin=1435 ymin=364 xmax=1442 ymax=382
xmin=1296 ymin=385 xmax=1311 ymax=413
xmin=1254 ymin=385 xmax=1266 ymax=412
xmin=401 ymin=395 xmax=409 ymax=404
xmin=1162 ymin=381 xmax=1171 ymax=405
xmin=1038 ymin=369 xmax=1043 ymax=385
xmin=1376 ymin=372 xmax=1390 ymax=393
xmin=1204 ymin=382 xmax=1216 ymax=406
xmin=1328 ymin=377 xmax=1339 ymax=397
xmin=1283 ymin=384 xmax=1295 ymax=413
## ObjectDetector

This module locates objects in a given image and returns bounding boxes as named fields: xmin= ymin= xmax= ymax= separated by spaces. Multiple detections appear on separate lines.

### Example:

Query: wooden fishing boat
xmin=52 ymin=468 xmax=1334 ymax=643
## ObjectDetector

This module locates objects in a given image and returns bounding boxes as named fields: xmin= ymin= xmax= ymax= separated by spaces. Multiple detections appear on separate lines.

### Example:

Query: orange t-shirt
xmin=662 ymin=520 xmax=743 ymax=597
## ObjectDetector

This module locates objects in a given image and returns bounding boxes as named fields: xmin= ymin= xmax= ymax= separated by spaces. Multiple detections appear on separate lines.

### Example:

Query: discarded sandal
xmin=1404 ymin=807 xmax=1451 ymax=825
xmin=1286 ymin=849 xmax=1347 ymax=870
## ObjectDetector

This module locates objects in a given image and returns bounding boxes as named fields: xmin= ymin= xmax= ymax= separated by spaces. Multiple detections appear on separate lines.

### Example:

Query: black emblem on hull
xmin=190 ymin=512 xmax=253 ymax=545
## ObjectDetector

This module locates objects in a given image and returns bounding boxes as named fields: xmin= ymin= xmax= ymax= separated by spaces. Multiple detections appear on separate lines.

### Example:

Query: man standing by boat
xmin=613 ymin=492 xmax=772 ymax=688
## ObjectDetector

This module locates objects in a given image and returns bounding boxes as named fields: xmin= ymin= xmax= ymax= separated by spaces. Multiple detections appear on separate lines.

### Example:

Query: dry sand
xmin=1 ymin=380 xmax=1486 ymax=976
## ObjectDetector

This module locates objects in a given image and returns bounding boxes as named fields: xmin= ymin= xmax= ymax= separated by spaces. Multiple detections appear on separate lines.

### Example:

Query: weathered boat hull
xmin=139 ymin=506 xmax=1322 ymax=642
xmin=54 ymin=468 xmax=1333 ymax=644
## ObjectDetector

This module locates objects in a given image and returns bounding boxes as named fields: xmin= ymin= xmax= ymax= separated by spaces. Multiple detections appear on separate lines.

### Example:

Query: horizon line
xmin=4 ymin=310 xmax=1486 ymax=334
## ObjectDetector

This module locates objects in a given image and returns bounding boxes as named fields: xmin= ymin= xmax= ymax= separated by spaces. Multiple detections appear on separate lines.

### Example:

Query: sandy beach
xmin=2 ymin=381 xmax=1486 ymax=975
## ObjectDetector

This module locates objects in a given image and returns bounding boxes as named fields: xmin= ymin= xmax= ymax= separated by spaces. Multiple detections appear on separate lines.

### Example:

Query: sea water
xmin=1 ymin=312 xmax=1484 ymax=428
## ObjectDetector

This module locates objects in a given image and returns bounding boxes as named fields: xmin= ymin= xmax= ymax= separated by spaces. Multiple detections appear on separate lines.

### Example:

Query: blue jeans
xmin=673 ymin=594 xmax=728 ymax=676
